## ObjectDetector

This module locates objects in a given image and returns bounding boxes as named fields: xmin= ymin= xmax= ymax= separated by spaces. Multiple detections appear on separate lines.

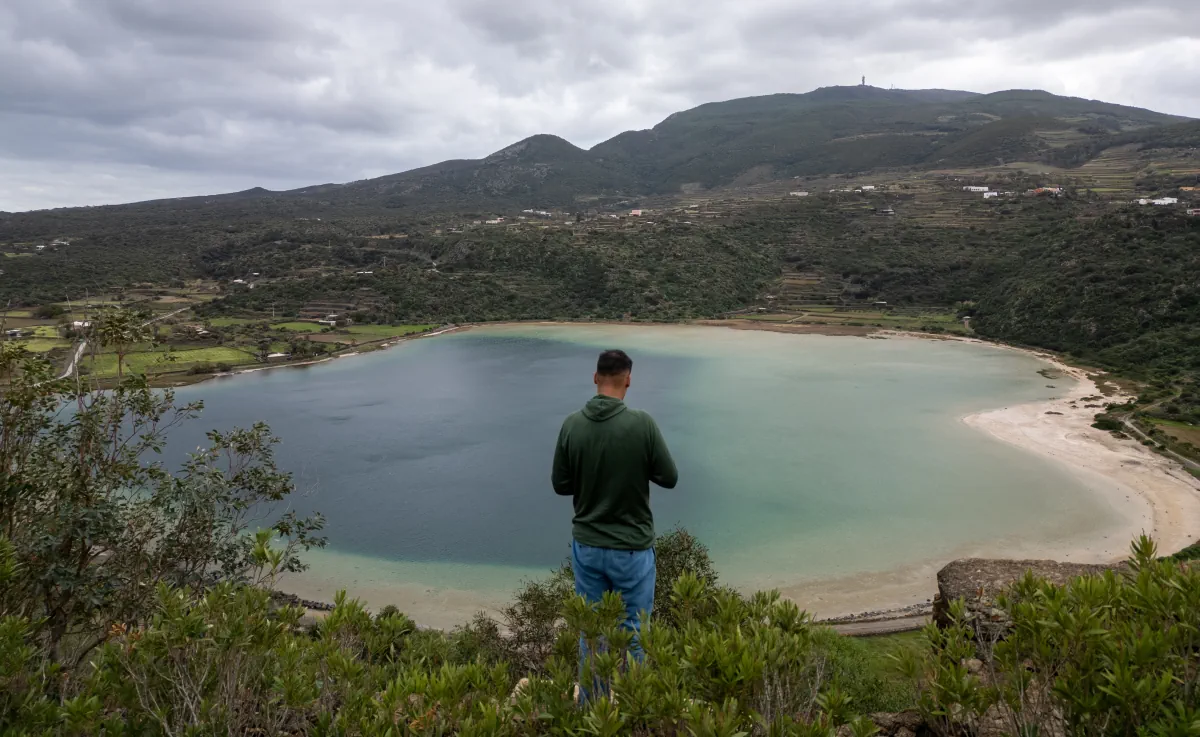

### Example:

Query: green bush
xmin=0 ymin=560 xmax=883 ymax=736
xmin=898 ymin=536 xmax=1200 ymax=736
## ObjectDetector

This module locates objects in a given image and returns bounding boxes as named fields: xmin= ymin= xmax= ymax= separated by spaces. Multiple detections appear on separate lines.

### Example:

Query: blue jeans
xmin=572 ymin=540 xmax=655 ymax=701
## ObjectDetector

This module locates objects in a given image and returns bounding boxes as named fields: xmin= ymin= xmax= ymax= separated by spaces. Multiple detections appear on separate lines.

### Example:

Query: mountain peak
xmin=484 ymin=134 xmax=585 ymax=164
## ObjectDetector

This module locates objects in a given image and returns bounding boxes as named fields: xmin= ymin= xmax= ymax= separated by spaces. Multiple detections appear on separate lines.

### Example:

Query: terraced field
xmin=737 ymin=304 xmax=967 ymax=334
xmin=1075 ymin=144 xmax=1142 ymax=194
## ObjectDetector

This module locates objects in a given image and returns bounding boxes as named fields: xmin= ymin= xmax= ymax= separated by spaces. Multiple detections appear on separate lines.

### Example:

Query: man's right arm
xmin=551 ymin=422 xmax=573 ymax=496
xmin=647 ymin=416 xmax=678 ymax=489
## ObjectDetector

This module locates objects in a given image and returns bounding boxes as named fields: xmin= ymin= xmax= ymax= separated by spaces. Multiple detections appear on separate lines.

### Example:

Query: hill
xmin=263 ymin=86 xmax=1188 ymax=206
xmin=6 ymin=86 xmax=1186 ymax=221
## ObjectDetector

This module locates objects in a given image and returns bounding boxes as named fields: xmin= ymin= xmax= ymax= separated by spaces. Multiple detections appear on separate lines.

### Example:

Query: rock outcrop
xmin=933 ymin=558 xmax=1118 ymax=639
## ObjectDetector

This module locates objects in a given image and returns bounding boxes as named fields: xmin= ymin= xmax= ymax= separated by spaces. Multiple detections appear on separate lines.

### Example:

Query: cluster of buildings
xmin=961 ymin=186 xmax=1058 ymax=199
xmin=1134 ymin=196 xmax=1200 ymax=214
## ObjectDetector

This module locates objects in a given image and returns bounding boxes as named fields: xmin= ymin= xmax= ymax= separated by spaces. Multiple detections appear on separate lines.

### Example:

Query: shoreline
xmin=230 ymin=319 xmax=1198 ymax=626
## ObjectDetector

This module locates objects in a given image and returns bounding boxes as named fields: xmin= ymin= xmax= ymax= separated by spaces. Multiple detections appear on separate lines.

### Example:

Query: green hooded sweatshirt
xmin=552 ymin=394 xmax=679 ymax=550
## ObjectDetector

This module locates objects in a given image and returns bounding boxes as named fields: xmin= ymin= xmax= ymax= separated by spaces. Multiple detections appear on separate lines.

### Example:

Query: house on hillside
xmin=861 ymin=185 xmax=876 ymax=191
xmin=963 ymin=186 xmax=989 ymax=193
xmin=1186 ymin=208 xmax=1200 ymax=216
xmin=1180 ymin=186 xmax=1197 ymax=192
xmin=789 ymin=191 xmax=809 ymax=197
xmin=630 ymin=209 xmax=644 ymax=216
xmin=875 ymin=206 xmax=895 ymax=216
xmin=984 ymin=191 xmax=1001 ymax=199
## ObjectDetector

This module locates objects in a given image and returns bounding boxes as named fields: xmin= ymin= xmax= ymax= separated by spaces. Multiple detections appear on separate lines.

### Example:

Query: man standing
xmin=552 ymin=349 xmax=678 ymax=677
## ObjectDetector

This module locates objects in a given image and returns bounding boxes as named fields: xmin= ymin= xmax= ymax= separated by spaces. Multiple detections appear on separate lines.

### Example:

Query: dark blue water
xmin=167 ymin=333 xmax=701 ymax=567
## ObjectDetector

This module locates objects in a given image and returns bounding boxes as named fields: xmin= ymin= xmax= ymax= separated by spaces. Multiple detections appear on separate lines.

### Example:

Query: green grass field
xmin=1152 ymin=419 xmax=1200 ymax=448
xmin=13 ymin=339 xmax=70 ymax=353
xmin=271 ymin=322 xmax=321 ymax=332
xmin=84 ymin=347 xmax=256 ymax=377
xmin=31 ymin=326 xmax=60 ymax=337
xmin=2 ymin=310 xmax=34 ymax=318
xmin=208 ymin=317 xmax=260 ymax=327
xmin=342 ymin=324 xmax=436 ymax=339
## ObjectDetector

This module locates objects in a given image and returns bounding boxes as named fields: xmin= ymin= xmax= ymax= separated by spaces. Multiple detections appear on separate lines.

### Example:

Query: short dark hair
xmin=596 ymin=349 xmax=633 ymax=377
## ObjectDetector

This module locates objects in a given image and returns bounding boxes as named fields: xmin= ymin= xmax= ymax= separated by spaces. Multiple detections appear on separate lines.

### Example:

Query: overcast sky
xmin=2 ymin=0 xmax=1197 ymax=212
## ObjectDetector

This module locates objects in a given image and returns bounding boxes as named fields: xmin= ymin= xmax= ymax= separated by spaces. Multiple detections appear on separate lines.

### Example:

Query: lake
xmin=167 ymin=324 xmax=1126 ymax=625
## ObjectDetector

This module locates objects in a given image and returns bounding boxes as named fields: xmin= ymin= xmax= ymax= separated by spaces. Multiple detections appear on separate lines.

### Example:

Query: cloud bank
xmin=2 ymin=0 xmax=1197 ymax=211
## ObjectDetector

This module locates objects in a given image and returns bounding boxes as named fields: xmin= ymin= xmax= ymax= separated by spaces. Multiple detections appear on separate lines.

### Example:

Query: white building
xmin=789 ymin=191 xmax=809 ymax=197
xmin=860 ymin=185 xmax=876 ymax=191
xmin=1154 ymin=197 xmax=1179 ymax=205
xmin=963 ymin=186 xmax=989 ymax=193
xmin=984 ymin=192 xmax=1000 ymax=199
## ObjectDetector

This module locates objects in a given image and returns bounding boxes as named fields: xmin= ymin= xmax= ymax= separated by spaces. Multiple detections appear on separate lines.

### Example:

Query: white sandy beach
xmin=960 ymin=350 xmax=1200 ymax=559
xmin=781 ymin=339 xmax=1200 ymax=621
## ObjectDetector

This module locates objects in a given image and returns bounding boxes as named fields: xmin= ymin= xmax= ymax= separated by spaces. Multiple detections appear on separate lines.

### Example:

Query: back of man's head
xmin=596 ymin=349 xmax=632 ymax=377
xmin=594 ymin=349 xmax=632 ymax=397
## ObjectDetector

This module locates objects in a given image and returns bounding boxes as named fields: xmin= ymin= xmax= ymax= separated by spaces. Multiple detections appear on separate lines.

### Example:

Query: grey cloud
xmin=1 ymin=0 xmax=1197 ymax=212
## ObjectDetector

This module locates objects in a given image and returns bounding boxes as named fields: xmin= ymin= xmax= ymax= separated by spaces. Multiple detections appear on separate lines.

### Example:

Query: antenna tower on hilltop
xmin=861 ymin=75 xmax=866 ymax=87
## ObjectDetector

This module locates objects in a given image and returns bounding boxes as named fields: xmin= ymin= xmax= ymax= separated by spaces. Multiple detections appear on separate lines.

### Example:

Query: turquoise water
xmin=167 ymin=324 xmax=1122 ymax=622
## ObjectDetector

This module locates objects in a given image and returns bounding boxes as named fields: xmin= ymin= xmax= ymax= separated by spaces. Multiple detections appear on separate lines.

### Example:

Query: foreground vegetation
xmin=2 ymin=339 xmax=1199 ymax=735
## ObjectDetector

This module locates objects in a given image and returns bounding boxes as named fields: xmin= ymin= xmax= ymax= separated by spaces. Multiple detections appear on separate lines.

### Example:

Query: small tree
xmin=0 ymin=316 xmax=324 ymax=667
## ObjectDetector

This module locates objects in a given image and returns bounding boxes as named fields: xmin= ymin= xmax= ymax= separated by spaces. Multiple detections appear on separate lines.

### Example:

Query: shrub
xmin=898 ymin=536 xmax=1200 ymax=736
xmin=0 ymin=563 xmax=883 ymax=736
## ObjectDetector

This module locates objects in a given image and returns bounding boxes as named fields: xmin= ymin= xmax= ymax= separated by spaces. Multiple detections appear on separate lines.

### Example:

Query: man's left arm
xmin=551 ymin=423 xmax=573 ymax=496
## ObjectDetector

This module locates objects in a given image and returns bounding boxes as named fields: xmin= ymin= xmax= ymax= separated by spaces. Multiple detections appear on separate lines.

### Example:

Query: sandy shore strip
xmin=960 ymin=355 xmax=1200 ymax=559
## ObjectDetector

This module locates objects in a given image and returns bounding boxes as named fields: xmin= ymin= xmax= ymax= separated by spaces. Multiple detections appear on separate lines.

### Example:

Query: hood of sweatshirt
xmin=581 ymin=394 xmax=628 ymax=422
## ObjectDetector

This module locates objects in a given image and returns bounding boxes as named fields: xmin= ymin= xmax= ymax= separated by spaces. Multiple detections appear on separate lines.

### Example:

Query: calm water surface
xmin=165 ymin=325 xmax=1121 ymax=615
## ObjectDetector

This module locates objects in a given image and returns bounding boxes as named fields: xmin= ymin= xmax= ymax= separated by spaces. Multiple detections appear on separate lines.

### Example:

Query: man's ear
xmin=624 ymin=373 xmax=631 ymax=388
xmin=593 ymin=372 xmax=600 ymax=386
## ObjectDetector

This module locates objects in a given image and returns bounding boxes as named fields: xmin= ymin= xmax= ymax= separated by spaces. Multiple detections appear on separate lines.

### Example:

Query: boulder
xmin=933 ymin=558 xmax=1118 ymax=640
xmin=868 ymin=711 xmax=925 ymax=735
